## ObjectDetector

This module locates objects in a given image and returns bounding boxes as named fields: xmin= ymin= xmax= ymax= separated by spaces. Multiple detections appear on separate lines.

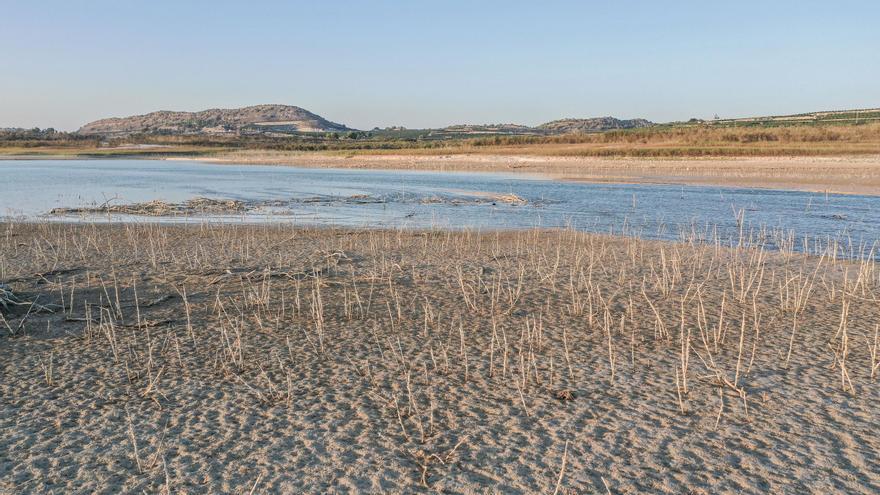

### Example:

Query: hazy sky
xmin=2 ymin=0 xmax=878 ymax=130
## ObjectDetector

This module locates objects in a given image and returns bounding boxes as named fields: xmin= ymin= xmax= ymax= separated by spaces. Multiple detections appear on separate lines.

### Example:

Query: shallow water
xmin=1 ymin=159 xmax=878 ymax=257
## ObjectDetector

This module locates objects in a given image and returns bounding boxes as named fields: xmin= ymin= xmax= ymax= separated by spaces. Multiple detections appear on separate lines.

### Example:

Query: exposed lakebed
xmin=1 ymin=159 xmax=877 ymax=257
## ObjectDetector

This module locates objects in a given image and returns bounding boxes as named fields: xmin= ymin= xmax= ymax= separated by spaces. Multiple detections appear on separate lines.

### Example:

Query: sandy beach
xmin=2 ymin=223 xmax=878 ymax=493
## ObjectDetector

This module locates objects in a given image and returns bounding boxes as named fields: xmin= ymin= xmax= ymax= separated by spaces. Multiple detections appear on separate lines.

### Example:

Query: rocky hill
xmin=537 ymin=117 xmax=654 ymax=133
xmin=77 ymin=104 xmax=352 ymax=136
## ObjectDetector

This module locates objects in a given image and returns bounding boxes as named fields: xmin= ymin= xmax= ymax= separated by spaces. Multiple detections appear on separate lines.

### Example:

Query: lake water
xmin=1 ymin=159 xmax=878 ymax=257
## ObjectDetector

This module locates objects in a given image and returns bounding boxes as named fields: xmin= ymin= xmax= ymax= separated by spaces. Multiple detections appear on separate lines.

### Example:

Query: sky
xmin=1 ymin=0 xmax=878 ymax=131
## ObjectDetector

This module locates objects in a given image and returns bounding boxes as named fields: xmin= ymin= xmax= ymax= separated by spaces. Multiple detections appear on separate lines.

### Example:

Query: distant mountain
xmin=429 ymin=118 xmax=653 ymax=138
xmin=77 ymin=104 xmax=352 ymax=136
xmin=537 ymin=117 xmax=654 ymax=133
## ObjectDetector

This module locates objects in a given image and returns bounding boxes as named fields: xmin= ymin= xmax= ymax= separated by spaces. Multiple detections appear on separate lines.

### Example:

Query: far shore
xmin=5 ymin=150 xmax=880 ymax=196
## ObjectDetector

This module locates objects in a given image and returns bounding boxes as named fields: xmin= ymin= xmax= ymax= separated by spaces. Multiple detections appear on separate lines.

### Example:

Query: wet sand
xmin=1 ymin=222 xmax=878 ymax=493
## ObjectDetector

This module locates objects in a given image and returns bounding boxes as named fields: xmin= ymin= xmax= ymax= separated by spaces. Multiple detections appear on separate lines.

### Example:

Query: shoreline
xmin=195 ymin=152 xmax=880 ymax=196
xmin=5 ymin=151 xmax=880 ymax=196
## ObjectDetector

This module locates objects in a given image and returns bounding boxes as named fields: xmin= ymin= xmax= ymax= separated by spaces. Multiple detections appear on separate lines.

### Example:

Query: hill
xmin=537 ymin=117 xmax=654 ymax=133
xmin=77 ymin=104 xmax=352 ymax=136
xmin=419 ymin=118 xmax=654 ymax=139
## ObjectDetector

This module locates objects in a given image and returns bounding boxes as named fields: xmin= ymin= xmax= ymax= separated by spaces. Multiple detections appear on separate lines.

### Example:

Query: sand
xmin=1 ymin=223 xmax=878 ymax=493
xmin=197 ymin=152 xmax=880 ymax=196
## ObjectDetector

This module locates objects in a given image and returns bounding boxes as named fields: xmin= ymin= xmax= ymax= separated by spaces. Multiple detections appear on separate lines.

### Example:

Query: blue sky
xmin=1 ymin=0 xmax=878 ymax=130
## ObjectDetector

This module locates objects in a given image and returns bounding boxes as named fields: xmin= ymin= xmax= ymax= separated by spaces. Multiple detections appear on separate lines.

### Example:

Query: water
xmin=1 ymin=159 xmax=878 ymax=257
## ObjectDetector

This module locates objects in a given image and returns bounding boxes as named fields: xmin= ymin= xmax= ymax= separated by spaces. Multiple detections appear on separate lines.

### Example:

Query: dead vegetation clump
xmin=492 ymin=193 xmax=528 ymax=205
xmin=553 ymin=389 xmax=575 ymax=401
xmin=419 ymin=192 xmax=529 ymax=206
xmin=50 ymin=197 xmax=247 ymax=216
xmin=47 ymin=191 xmax=535 ymax=219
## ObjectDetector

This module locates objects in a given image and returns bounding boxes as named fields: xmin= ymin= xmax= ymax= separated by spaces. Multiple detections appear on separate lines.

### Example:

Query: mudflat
xmin=1 ymin=223 xmax=878 ymax=493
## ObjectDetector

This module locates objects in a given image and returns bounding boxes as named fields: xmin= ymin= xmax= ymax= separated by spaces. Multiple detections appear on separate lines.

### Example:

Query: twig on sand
xmin=248 ymin=474 xmax=262 ymax=495
xmin=126 ymin=412 xmax=143 ymax=474
xmin=552 ymin=440 xmax=569 ymax=495
xmin=601 ymin=476 xmax=613 ymax=494
xmin=407 ymin=434 xmax=470 ymax=488
xmin=14 ymin=294 xmax=40 ymax=335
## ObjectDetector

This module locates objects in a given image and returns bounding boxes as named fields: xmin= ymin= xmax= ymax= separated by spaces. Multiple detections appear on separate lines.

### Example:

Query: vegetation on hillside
xmin=2 ymin=108 xmax=879 ymax=158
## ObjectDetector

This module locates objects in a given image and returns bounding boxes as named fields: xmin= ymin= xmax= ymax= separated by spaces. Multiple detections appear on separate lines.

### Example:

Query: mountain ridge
xmin=76 ymin=104 xmax=658 ymax=137
xmin=58 ymin=105 xmax=880 ymax=138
